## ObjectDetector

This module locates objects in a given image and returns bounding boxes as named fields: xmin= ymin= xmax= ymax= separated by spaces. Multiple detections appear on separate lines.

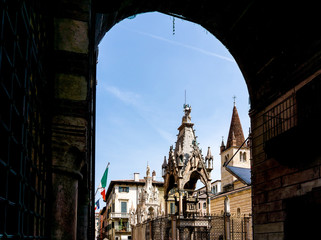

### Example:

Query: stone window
xmin=121 ymin=201 xmax=127 ymax=213
xmin=119 ymin=186 xmax=129 ymax=192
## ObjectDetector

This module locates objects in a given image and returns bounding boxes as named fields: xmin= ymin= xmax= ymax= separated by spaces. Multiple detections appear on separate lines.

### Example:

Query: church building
xmin=210 ymin=103 xmax=252 ymax=218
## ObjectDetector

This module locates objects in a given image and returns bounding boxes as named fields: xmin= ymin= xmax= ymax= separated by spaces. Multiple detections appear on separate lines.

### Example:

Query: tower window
xmin=237 ymin=208 xmax=241 ymax=217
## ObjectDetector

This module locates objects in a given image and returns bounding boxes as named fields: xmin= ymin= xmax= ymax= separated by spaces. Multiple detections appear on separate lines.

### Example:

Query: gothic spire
xmin=226 ymin=104 xmax=245 ymax=148
xmin=206 ymin=146 xmax=213 ymax=160
xmin=220 ymin=136 xmax=226 ymax=153
xmin=162 ymin=156 xmax=167 ymax=167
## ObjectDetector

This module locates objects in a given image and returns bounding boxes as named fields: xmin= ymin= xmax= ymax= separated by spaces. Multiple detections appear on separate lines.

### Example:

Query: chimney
xmin=134 ymin=173 xmax=140 ymax=182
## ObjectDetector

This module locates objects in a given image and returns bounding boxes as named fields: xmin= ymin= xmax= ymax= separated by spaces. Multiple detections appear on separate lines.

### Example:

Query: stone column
xmin=224 ymin=213 xmax=231 ymax=240
xmin=179 ymin=227 xmax=184 ymax=240
xmin=171 ymin=215 xmax=177 ymax=240
xmin=206 ymin=184 xmax=211 ymax=215
xmin=207 ymin=194 xmax=211 ymax=215
xmin=244 ymin=216 xmax=250 ymax=240
xmin=164 ymin=195 xmax=168 ymax=215
xmin=77 ymin=179 xmax=89 ymax=240
xmin=51 ymin=1 xmax=91 ymax=239
xmin=178 ymin=190 xmax=183 ymax=216
xmin=51 ymin=116 xmax=87 ymax=240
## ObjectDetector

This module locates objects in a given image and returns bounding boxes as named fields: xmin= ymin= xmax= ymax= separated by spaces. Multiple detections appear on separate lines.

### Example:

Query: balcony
xmin=115 ymin=226 xmax=131 ymax=233
xmin=110 ymin=212 xmax=129 ymax=219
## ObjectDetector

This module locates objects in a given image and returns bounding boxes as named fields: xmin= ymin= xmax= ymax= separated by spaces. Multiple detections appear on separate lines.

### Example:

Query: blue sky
xmin=95 ymin=12 xmax=250 ymax=205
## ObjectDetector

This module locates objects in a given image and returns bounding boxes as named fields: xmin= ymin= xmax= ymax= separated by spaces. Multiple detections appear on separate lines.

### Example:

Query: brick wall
xmin=211 ymin=185 xmax=252 ymax=217
xmin=250 ymin=77 xmax=321 ymax=239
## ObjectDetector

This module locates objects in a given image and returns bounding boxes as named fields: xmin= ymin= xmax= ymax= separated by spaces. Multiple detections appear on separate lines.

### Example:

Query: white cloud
xmin=155 ymin=128 xmax=176 ymax=144
xmin=103 ymin=85 xmax=177 ymax=144
xmin=104 ymin=85 xmax=141 ymax=106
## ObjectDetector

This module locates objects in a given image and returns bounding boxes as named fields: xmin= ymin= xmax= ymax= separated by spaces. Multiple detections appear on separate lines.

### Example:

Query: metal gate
xmin=151 ymin=216 xmax=171 ymax=240
xmin=0 ymin=0 xmax=50 ymax=238
xmin=230 ymin=217 xmax=245 ymax=240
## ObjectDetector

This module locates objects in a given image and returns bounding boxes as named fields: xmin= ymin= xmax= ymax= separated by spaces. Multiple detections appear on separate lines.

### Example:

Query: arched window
xmin=239 ymin=152 xmax=243 ymax=161
xmin=237 ymin=208 xmax=241 ymax=217
xmin=243 ymin=152 xmax=247 ymax=161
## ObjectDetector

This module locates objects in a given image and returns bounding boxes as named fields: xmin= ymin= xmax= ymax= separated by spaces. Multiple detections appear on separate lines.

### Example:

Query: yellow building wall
xmin=211 ymin=187 xmax=252 ymax=217
xmin=233 ymin=180 xmax=247 ymax=190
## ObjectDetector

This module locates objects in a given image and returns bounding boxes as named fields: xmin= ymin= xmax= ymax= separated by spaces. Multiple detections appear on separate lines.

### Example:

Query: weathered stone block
xmin=254 ymin=222 xmax=283 ymax=234
xmin=54 ymin=18 xmax=88 ymax=53
xmin=253 ymin=212 xmax=267 ymax=224
xmin=254 ymin=200 xmax=283 ymax=214
xmin=268 ymin=232 xmax=284 ymax=240
xmin=254 ymin=177 xmax=281 ymax=194
xmin=55 ymin=73 xmax=87 ymax=101
xmin=267 ymin=185 xmax=298 ymax=202
xmin=268 ymin=211 xmax=285 ymax=222
xmin=282 ymin=167 xmax=319 ymax=187
xmin=253 ymin=233 xmax=268 ymax=240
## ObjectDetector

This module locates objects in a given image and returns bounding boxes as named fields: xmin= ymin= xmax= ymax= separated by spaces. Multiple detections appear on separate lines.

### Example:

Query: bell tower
xmin=220 ymin=102 xmax=250 ymax=191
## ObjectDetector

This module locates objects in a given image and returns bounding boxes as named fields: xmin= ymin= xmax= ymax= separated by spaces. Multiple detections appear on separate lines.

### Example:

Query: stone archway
xmin=2 ymin=1 xmax=321 ymax=239
xmin=90 ymin=3 xmax=321 ymax=239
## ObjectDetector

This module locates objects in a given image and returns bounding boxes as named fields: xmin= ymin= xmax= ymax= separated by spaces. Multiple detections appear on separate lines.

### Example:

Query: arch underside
xmin=94 ymin=0 xmax=321 ymax=111
xmin=164 ymin=174 xmax=177 ymax=196
xmin=183 ymin=171 xmax=206 ymax=191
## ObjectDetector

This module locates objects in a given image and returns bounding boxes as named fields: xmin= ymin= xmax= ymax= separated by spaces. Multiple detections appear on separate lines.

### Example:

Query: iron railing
xmin=111 ymin=212 xmax=130 ymax=218
xmin=132 ymin=215 xmax=252 ymax=240
xmin=263 ymin=94 xmax=297 ymax=143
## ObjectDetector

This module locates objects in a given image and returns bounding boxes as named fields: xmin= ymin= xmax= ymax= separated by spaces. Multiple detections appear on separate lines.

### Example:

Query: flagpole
xmin=95 ymin=162 xmax=110 ymax=196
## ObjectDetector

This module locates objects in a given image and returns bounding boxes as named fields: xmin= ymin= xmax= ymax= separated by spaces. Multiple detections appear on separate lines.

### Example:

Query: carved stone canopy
xmin=162 ymin=105 xmax=213 ymax=215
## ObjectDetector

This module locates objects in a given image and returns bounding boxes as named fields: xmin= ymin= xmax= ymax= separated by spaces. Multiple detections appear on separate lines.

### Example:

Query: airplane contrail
xmin=120 ymin=26 xmax=235 ymax=63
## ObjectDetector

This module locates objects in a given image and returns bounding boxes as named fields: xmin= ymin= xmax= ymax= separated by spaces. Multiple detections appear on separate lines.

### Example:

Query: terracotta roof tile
xmin=226 ymin=106 xmax=245 ymax=148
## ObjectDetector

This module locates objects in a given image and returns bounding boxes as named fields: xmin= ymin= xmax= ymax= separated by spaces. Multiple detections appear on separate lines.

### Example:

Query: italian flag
xmin=99 ymin=163 xmax=109 ymax=201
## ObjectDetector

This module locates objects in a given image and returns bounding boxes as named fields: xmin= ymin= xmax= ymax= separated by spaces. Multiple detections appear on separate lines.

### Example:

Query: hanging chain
xmin=172 ymin=16 xmax=175 ymax=35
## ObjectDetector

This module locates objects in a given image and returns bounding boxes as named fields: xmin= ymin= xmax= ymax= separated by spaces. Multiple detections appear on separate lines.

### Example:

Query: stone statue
xmin=146 ymin=164 xmax=150 ymax=177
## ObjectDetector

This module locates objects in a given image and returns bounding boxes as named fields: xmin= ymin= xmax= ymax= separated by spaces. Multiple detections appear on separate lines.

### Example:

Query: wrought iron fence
xmin=151 ymin=216 xmax=171 ymax=240
xmin=132 ymin=215 xmax=252 ymax=240
xmin=209 ymin=215 xmax=225 ymax=240
xmin=0 ymin=0 xmax=50 ymax=239
xmin=230 ymin=217 xmax=244 ymax=240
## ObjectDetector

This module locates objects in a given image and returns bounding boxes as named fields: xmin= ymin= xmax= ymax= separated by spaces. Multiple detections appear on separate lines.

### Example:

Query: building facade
xmin=194 ymin=180 xmax=221 ymax=216
xmin=104 ymin=168 xmax=164 ymax=240
xmin=131 ymin=166 xmax=164 ymax=225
